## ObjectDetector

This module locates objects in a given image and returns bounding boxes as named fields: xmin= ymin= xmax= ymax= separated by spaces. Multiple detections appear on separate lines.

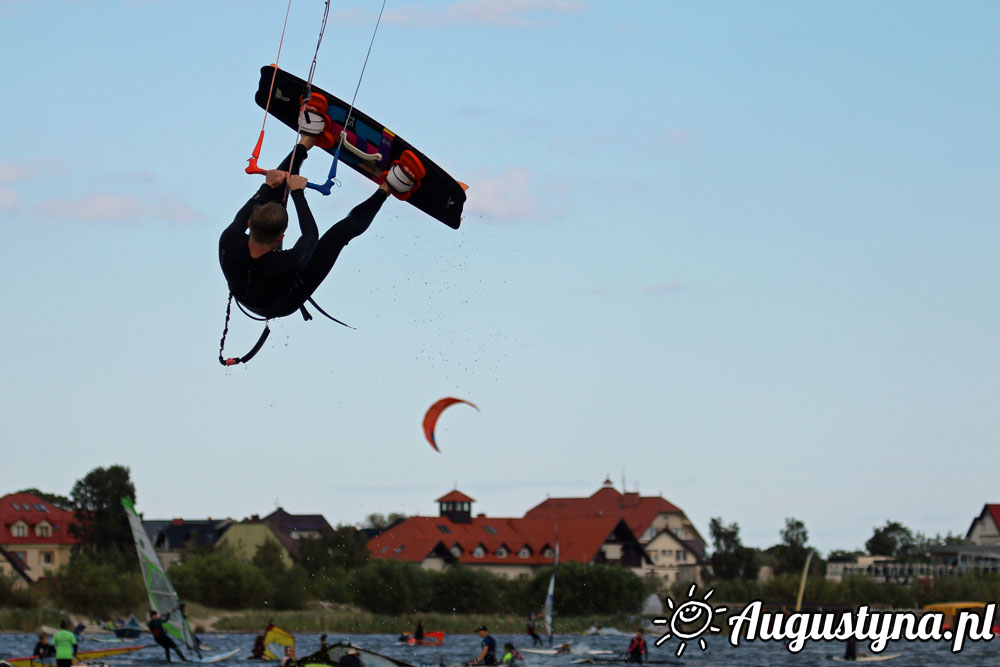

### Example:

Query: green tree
xmin=866 ymin=521 xmax=915 ymax=557
xmin=363 ymin=513 xmax=408 ymax=532
xmin=69 ymin=465 xmax=136 ymax=555
xmin=170 ymin=548 xmax=270 ymax=609
xmin=294 ymin=525 xmax=369 ymax=575
xmin=522 ymin=562 xmax=646 ymax=616
xmin=350 ymin=559 xmax=431 ymax=614
xmin=15 ymin=488 xmax=72 ymax=509
xmin=767 ymin=517 xmax=813 ymax=575
xmin=708 ymin=517 xmax=759 ymax=581
xmin=49 ymin=550 xmax=145 ymax=617
xmin=428 ymin=565 xmax=507 ymax=613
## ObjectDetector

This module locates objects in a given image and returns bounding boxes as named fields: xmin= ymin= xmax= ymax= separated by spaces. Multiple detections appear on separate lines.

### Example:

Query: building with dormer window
xmin=0 ymin=492 xmax=78 ymax=583
xmin=367 ymin=490 xmax=652 ymax=578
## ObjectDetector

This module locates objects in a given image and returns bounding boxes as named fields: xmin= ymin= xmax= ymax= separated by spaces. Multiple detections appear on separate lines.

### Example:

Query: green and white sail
xmin=121 ymin=497 xmax=201 ymax=658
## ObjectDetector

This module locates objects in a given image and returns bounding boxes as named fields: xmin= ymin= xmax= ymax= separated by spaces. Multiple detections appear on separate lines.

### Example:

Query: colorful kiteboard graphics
xmin=254 ymin=65 xmax=466 ymax=229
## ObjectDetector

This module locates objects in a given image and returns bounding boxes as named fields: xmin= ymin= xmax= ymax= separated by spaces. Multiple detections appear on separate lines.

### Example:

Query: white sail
xmin=543 ymin=534 xmax=559 ymax=643
xmin=121 ymin=497 xmax=201 ymax=658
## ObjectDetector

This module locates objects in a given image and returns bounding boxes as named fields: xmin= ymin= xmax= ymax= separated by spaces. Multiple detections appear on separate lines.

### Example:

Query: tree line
xmin=3 ymin=465 xmax=650 ymax=617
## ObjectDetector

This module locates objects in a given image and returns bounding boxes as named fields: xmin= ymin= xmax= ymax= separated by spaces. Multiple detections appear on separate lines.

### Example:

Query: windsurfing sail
xmin=121 ymin=497 xmax=202 ymax=660
xmin=543 ymin=530 xmax=559 ymax=646
xmin=263 ymin=624 xmax=295 ymax=660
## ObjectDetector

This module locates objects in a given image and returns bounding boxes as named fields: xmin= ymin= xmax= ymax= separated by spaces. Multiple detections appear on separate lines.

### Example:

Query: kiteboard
xmin=254 ymin=65 xmax=466 ymax=229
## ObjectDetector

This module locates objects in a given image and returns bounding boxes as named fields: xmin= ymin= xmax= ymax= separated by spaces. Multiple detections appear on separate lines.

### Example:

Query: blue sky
xmin=1 ymin=0 xmax=997 ymax=555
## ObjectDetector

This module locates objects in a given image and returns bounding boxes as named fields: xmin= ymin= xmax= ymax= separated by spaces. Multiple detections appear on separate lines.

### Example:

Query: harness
xmin=218 ymin=292 xmax=353 ymax=367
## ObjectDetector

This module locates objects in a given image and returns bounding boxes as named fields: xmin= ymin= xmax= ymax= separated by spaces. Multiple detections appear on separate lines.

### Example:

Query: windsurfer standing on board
xmin=148 ymin=608 xmax=189 ymax=662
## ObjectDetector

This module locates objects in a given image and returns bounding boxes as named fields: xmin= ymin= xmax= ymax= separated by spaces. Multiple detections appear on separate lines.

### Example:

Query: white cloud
xmin=0 ymin=187 xmax=19 ymax=214
xmin=463 ymin=167 xmax=554 ymax=221
xmin=0 ymin=160 xmax=67 ymax=183
xmin=32 ymin=193 xmax=202 ymax=223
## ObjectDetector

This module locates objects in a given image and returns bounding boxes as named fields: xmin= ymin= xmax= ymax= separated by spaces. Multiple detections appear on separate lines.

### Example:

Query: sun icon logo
xmin=653 ymin=584 xmax=726 ymax=657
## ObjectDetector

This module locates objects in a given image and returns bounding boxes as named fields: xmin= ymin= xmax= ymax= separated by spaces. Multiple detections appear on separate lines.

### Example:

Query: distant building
xmin=217 ymin=516 xmax=290 ymax=564
xmin=142 ymin=517 xmax=233 ymax=569
xmin=927 ymin=504 xmax=1000 ymax=576
xmin=263 ymin=507 xmax=335 ymax=555
xmin=524 ymin=479 xmax=706 ymax=584
xmin=368 ymin=490 xmax=651 ymax=579
xmin=217 ymin=507 xmax=334 ymax=566
xmin=0 ymin=492 xmax=78 ymax=583
xmin=966 ymin=504 xmax=1000 ymax=546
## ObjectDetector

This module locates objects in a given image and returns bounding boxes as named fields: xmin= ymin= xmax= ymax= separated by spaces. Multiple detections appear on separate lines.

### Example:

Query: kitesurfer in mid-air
xmin=219 ymin=99 xmax=425 ymax=321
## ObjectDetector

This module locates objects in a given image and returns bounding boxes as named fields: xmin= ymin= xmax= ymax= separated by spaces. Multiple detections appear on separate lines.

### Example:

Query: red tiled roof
xmin=987 ymin=505 xmax=1000 ymax=533
xmin=0 ymin=492 xmax=78 ymax=546
xmin=436 ymin=490 xmax=476 ymax=503
xmin=368 ymin=515 xmax=626 ymax=566
xmin=524 ymin=486 xmax=681 ymax=539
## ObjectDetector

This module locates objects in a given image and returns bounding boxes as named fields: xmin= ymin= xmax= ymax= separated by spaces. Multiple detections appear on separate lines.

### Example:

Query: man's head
xmin=150 ymin=611 xmax=159 ymax=619
xmin=60 ymin=620 xmax=69 ymax=629
xmin=249 ymin=202 xmax=288 ymax=246
xmin=476 ymin=626 xmax=488 ymax=636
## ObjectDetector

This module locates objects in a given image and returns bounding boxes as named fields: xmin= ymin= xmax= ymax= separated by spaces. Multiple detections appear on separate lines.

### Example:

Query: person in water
xmin=33 ymin=633 xmax=56 ymax=661
xmin=843 ymin=635 xmax=858 ymax=661
xmin=625 ymin=629 xmax=646 ymax=664
xmin=251 ymin=634 xmax=266 ymax=659
xmin=339 ymin=647 xmax=362 ymax=667
xmin=500 ymin=643 xmax=523 ymax=665
xmin=320 ymin=634 xmax=330 ymax=650
xmin=148 ymin=609 xmax=188 ymax=662
xmin=414 ymin=620 xmax=425 ymax=645
xmin=471 ymin=626 xmax=497 ymax=666
xmin=52 ymin=620 xmax=77 ymax=667
xmin=526 ymin=612 xmax=542 ymax=647
xmin=219 ymin=103 xmax=425 ymax=322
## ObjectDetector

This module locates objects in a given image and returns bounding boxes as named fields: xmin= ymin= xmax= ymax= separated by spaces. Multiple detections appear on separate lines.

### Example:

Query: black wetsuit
xmin=148 ymin=615 xmax=187 ymax=662
xmin=219 ymin=144 xmax=388 ymax=319
xmin=844 ymin=636 xmax=858 ymax=661
xmin=33 ymin=642 xmax=56 ymax=660
xmin=339 ymin=654 xmax=362 ymax=667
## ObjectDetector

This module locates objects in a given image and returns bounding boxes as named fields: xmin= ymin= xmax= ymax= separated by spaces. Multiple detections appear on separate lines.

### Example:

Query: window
xmin=676 ymin=551 xmax=687 ymax=562
xmin=518 ymin=547 xmax=531 ymax=559
xmin=36 ymin=524 xmax=51 ymax=538
xmin=380 ymin=546 xmax=389 ymax=553
xmin=496 ymin=547 xmax=508 ymax=558
xmin=13 ymin=551 xmax=26 ymax=562
xmin=35 ymin=504 xmax=48 ymax=512
xmin=11 ymin=523 xmax=27 ymax=538
xmin=437 ymin=525 xmax=451 ymax=534
xmin=451 ymin=545 xmax=462 ymax=558
xmin=543 ymin=547 xmax=555 ymax=559
xmin=11 ymin=503 xmax=20 ymax=511
xmin=483 ymin=525 xmax=497 ymax=535
xmin=394 ymin=546 xmax=405 ymax=554
xmin=41 ymin=552 xmax=54 ymax=565
xmin=473 ymin=546 xmax=485 ymax=558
